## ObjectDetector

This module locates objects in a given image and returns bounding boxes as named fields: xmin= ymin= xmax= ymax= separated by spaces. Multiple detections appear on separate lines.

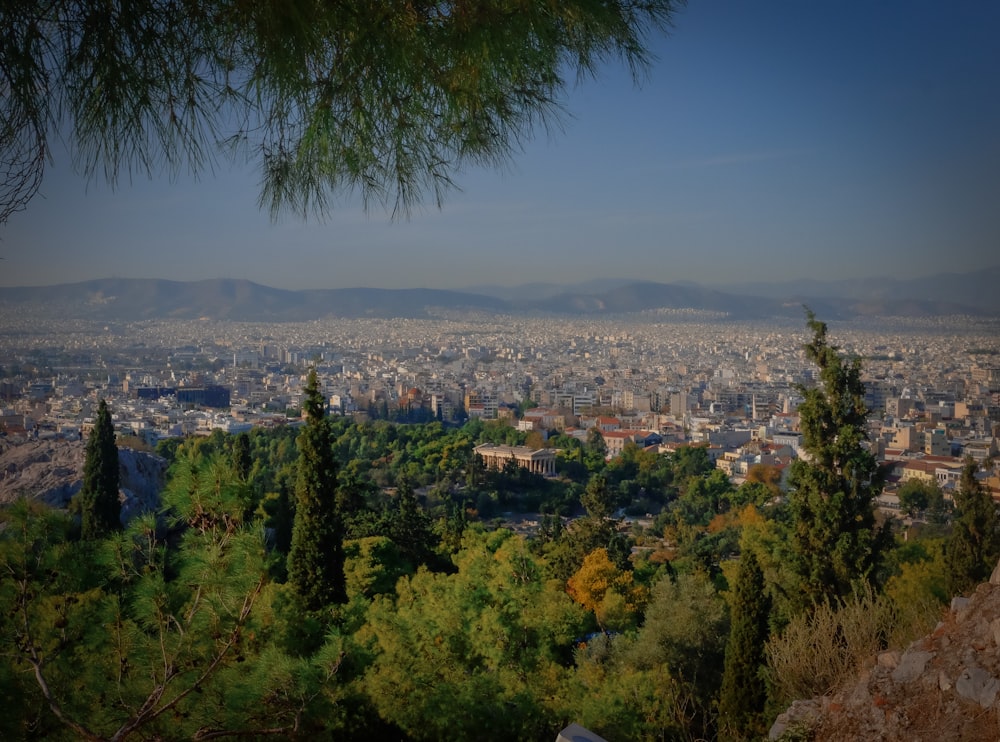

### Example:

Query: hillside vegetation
xmin=1 ymin=317 xmax=992 ymax=740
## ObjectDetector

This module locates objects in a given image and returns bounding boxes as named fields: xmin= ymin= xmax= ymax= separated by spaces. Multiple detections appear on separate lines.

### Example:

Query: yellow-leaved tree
xmin=567 ymin=547 xmax=648 ymax=632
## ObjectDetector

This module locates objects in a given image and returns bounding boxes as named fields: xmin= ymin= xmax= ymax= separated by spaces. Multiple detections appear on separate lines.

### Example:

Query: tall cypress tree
xmin=786 ymin=311 xmax=889 ymax=609
xmin=945 ymin=458 xmax=1000 ymax=596
xmin=287 ymin=369 xmax=347 ymax=609
xmin=77 ymin=398 xmax=121 ymax=539
xmin=719 ymin=549 xmax=770 ymax=740
xmin=231 ymin=432 xmax=252 ymax=481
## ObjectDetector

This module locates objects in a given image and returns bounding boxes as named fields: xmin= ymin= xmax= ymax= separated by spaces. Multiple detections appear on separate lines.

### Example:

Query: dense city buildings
xmin=1 ymin=310 xmax=998 ymax=505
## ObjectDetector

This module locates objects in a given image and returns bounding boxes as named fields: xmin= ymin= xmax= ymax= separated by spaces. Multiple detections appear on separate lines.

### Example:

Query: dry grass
xmin=766 ymin=587 xmax=897 ymax=706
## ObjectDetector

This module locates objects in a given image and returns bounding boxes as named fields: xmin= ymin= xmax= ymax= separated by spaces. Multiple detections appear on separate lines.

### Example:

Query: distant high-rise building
xmin=177 ymin=385 xmax=231 ymax=408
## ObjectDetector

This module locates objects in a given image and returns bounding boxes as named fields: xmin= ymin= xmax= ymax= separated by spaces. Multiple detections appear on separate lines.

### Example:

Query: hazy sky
xmin=2 ymin=0 xmax=998 ymax=290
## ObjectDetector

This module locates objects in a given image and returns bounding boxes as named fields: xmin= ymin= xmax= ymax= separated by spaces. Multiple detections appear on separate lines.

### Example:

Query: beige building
xmin=601 ymin=430 xmax=647 ymax=459
xmin=474 ymin=443 xmax=557 ymax=476
xmin=888 ymin=425 xmax=919 ymax=452
xmin=901 ymin=460 xmax=941 ymax=485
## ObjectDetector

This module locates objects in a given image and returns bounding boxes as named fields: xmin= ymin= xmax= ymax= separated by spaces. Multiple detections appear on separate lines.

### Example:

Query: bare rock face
xmin=0 ymin=438 xmax=167 ymax=523
xmin=118 ymin=446 xmax=169 ymax=522
xmin=770 ymin=573 xmax=1000 ymax=741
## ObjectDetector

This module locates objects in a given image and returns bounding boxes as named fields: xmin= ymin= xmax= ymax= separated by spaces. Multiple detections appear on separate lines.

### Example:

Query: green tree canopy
xmin=230 ymin=431 xmax=253 ymax=482
xmin=2 ymin=0 xmax=681 ymax=224
xmin=623 ymin=569 xmax=728 ymax=739
xmin=0 ymin=463 xmax=346 ymax=739
xmin=363 ymin=528 xmax=587 ymax=739
xmin=897 ymin=477 xmax=947 ymax=520
xmin=669 ymin=443 xmax=715 ymax=484
xmin=74 ymin=398 xmax=121 ymax=539
xmin=584 ymin=427 xmax=608 ymax=471
xmin=785 ymin=311 xmax=890 ymax=610
xmin=288 ymin=369 xmax=347 ymax=610
xmin=719 ymin=549 xmax=770 ymax=740
xmin=945 ymin=458 xmax=1000 ymax=596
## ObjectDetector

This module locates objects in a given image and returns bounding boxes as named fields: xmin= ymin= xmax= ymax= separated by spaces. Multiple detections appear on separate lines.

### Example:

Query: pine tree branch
xmin=28 ymin=649 xmax=104 ymax=742
xmin=109 ymin=575 xmax=265 ymax=742
xmin=191 ymin=715 xmax=302 ymax=740
xmin=190 ymin=649 xmax=346 ymax=740
xmin=13 ymin=574 xmax=103 ymax=742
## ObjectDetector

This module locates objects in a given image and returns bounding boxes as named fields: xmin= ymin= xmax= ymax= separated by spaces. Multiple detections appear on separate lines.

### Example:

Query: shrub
xmin=765 ymin=587 xmax=896 ymax=707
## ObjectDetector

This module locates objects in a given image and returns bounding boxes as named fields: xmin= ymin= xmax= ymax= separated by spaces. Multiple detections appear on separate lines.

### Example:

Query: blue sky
xmin=2 ymin=0 xmax=998 ymax=290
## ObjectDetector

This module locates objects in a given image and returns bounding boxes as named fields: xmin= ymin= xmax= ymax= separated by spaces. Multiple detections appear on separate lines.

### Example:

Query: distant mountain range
xmin=2 ymin=267 xmax=998 ymax=322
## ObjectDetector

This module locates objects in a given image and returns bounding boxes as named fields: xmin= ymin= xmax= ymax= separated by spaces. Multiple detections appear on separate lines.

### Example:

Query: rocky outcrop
xmin=0 ymin=438 xmax=167 ymax=523
xmin=118 ymin=445 xmax=168 ymax=522
xmin=770 ymin=570 xmax=1000 ymax=741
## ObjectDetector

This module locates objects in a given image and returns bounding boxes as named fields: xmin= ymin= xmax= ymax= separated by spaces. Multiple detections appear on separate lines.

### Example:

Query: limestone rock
xmin=556 ymin=723 xmax=608 ymax=742
xmin=891 ymin=650 xmax=934 ymax=684
xmin=877 ymin=651 xmax=900 ymax=670
xmin=769 ymin=699 xmax=821 ymax=741
xmin=939 ymin=671 xmax=952 ymax=692
xmin=951 ymin=596 xmax=972 ymax=622
xmin=0 ymin=438 xmax=166 ymax=523
xmin=955 ymin=665 xmax=1000 ymax=709
xmin=772 ymin=583 xmax=1000 ymax=740
xmin=989 ymin=557 xmax=1000 ymax=585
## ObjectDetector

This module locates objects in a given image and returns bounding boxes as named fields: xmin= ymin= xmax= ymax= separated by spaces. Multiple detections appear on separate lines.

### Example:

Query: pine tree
xmin=287 ymin=369 xmax=347 ymax=609
xmin=76 ymin=398 xmax=120 ymax=539
xmin=786 ymin=311 xmax=889 ymax=609
xmin=718 ymin=549 xmax=770 ymax=740
xmin=3 ymin=2 xmax=679 ymax=224
xmin=945 ymin=458 xmax=1000 ymax=596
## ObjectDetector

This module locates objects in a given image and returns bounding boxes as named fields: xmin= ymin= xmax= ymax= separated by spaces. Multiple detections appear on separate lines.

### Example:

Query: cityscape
xmin=3 ymin=0 xmax=1000 ymax=737
xmin=3 ymin=301 xmax=998 ymax=510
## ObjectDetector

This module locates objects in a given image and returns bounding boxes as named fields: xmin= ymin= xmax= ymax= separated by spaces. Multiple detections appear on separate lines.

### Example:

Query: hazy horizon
xmin=2 ymin=0 xmax=998 ymax=291
xmin=4 ymin=265 xmax=1000 ymax=292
